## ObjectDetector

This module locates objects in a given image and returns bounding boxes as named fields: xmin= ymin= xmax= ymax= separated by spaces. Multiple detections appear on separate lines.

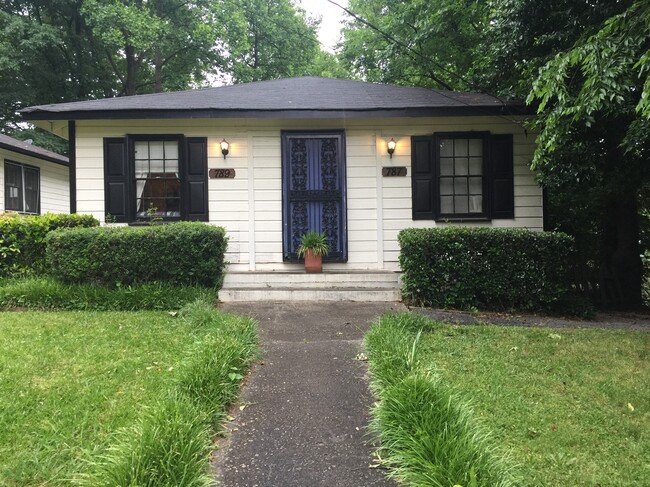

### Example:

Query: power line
xmin=325 ymin=0 xmax=457 ymax=91
xmin=324 ymin=0 xmax=529 ymax=130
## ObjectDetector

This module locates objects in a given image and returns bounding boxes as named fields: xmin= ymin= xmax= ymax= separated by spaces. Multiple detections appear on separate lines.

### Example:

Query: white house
xmin=21 ymin=77 xmax=543 ymax=300
xmin=0 ymin=134 xmax=69 ymax=215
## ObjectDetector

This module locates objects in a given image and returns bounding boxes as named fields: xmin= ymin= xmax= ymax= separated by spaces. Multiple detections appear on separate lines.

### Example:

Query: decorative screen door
xmin=282 ymin=131 xmax=347 ymax=262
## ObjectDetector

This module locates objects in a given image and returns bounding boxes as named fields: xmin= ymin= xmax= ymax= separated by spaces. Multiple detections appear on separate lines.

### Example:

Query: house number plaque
xmin=209 ymin=168 xmax=236 ymax=179
xmin=382 ymin=167 xmax=407 ymax=177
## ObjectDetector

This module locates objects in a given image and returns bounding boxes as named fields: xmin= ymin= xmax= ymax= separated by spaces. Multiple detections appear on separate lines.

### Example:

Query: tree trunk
xmin=603 ymin=195 xmax=642 ymax=308
xmin=125 ymin=44 xmax=137 ymax=96
xmin=154 ymin=47 xmax=163 ymax=92
xmin=153 ymin=0 xmax=163 ymax=92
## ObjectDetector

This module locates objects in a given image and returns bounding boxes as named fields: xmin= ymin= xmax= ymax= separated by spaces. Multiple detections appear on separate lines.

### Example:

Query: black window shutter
xmin=185 ymin=137 xmax=209 ymax=221
xmin=490 ymin=134 xmax=514 ymax=219
xmin=411 ymin=136 xmax=435 ymax=220
xmin=103 ymin=137 xmax=128 ymax=222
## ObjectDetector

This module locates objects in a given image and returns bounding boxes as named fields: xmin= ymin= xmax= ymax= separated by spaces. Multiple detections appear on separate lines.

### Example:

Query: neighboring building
xmin=0 ymin=134 xmax=69 ymax=215
xmin=21 ymin=77 xmax=542 ymax=275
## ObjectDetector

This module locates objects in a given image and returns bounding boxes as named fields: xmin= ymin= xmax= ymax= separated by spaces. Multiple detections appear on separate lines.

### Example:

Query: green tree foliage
xmin=0 ymin=1 xmax=115 ymax=130
xmin=339 ymin=0 xmax=490 ymax=90
xmin=215 ymin=0 xmax=320 ymax=83
xmin=0 ymin=0 xmax=327 ymax=148
xmin=527 ymin=0 xmax=650 ymax=306
xmin=305 ymin=50 xmax=352 ymax=79
xmin=82 ymin=0 xmax=221 ymax=95
xmin=340 ymin=0 xmax=649 ymax=307
xmin=484 ymin=0 xmax=631 ymax=97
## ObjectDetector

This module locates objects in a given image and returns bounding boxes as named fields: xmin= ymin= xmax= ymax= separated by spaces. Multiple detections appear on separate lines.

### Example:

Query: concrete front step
xmin=219 ymin=287 xmax=401 ymax=302
xmin=223 ymin=270 xmax=398 ymax=289
xmin=219 ymin=271 xmax=402 ymax=302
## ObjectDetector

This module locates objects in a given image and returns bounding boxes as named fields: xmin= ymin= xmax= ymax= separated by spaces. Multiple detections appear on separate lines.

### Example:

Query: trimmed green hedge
xmin=398 ymin=227 xmax=574 ymax=311
xmin=46 ymin=223 xmax=227 ymax=287
xmin=0 ymin=213 xmax=99 ymax=276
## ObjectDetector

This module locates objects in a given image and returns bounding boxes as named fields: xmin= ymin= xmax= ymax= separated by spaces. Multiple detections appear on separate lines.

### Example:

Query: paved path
xmin=213 ymin=301 xmax=405 ymax=487
xmin=412 ymin=307 xmax=650 ymax=332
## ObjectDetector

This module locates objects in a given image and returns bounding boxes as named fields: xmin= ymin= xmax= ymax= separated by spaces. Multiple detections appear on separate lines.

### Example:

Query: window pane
xmin=440 ymin=139 xmax=453 ymax=157
xmin=455 ymin=158 xmax=469 ymax=176
xmin=440 ymin=158 xmax=454 ymax=176
xmin=454 ymin=177 xmax=468 ymax=195
xmin=469 ymin=195 xmax=482 ymax=213
xmin=149 ymin=141 xmax=164 ymax=160
xmin=440 ymin=178 xmax=453 ymax=195
xmin=454 ymin=139 xmax=468 ymax=157
xmin=5 ymin=164 xmax=22 ymax=211
xmin=165 ymin=157 xmax=179 ymax=174
xmin=135 ymin=158 xmax=149 ymax=178
xmin=23 ymin=168 xmax=39 ymax=213
xmin=468 ymin=139 xmax=483 ymax=157
xmin=150 ymin=158 xmax=165 ymax=173
xmin=164 ymin=141 xmax=178 ymax=160
xmin=454 ymin=196 xmax=468 ymax=213
xmin=5 ymin=163 xmax=20 ymax=186
xmin=469 ymin=177 xmax=483 ymax=194
xmin=469 ymin=157 xmax=483 ymax=175
xmin=440 ymin=196 xmax=453 ymax=214
xmin=134 ymin=141 xmax=149 ymax=160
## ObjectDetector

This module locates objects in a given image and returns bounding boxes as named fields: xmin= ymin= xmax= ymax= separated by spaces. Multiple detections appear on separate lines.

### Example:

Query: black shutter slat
xmin=103 ymin=138 xmax=128 ymax=222
xmin=185 ymin=137 xmax=208 ymax=221
xmin=490 ymin=134 xmax=514 ymax=219
xmin=411 ymin=136 xmax=434 ymax=220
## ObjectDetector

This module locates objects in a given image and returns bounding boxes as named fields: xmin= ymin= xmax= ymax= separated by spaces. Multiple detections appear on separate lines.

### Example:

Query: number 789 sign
xmin=209 ymin=168 xmax=236 ymax=179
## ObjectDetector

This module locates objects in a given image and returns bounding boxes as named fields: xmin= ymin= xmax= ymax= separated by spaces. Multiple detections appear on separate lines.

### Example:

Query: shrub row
xmin=399 ymin=227 xmax=575 ymax=312
xmin=80 ymin=300 xmax=258 ymax=486
xmin=365 ymin=313 xmax=517 ymax=486
xmin=0 ymin=277 xmax=215 ymax=311
xmin=0 ymin=213 xmax=98 ymax=276
xmin=46 ymin=222 xmax=227 ymax=287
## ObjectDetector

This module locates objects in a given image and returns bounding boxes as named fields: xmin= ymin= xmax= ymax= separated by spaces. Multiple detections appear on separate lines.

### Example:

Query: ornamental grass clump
xmin=78 ymin=299 xmax=257 ymax=487
xmin=82 ymin=397 xmax=213 ymax=487
xmin=365 ymin=313 xmax=519 ymax=487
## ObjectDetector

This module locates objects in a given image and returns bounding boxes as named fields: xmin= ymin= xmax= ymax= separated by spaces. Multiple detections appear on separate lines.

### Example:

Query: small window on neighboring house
xmin=4 ymin=161 xmax=40 ymax=214
xmin=411 ymin=132 xmax=514 ymax=221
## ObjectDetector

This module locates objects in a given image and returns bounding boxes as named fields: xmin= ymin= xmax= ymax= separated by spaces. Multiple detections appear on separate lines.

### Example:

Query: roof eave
xmin=0 ymin=140 xmax=69 ymax=166
xmin=21 ymin=105 xmax=532 ymax=122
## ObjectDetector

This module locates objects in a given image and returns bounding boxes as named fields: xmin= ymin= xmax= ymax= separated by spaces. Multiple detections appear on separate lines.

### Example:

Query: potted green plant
xmin=297 ymin=231 xmax=329 ymax=273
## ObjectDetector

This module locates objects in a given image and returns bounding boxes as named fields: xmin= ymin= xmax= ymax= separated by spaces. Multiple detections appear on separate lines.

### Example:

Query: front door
xmin=282 ymin=131 xmax=347 ymax=262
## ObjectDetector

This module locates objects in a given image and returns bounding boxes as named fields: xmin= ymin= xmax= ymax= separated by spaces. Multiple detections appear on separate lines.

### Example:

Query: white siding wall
xmin=0 ymin=148 xmax=69 ymax=214
xmin=74 ymin=116 xmax=542 ymax=271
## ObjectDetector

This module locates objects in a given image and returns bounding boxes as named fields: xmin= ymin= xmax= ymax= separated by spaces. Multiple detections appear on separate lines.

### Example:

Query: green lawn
xmin=0 ymin=309 xmax=254 ymax=486
xmin=366 ymin=314 xmax=649 ymax=486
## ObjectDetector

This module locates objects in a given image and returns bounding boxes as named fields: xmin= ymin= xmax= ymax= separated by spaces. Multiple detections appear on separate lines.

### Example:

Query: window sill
xmin=435 ymin=216 xmax=491 ymax=223
xmin=128 ymin=220 xmax=181 ymax=226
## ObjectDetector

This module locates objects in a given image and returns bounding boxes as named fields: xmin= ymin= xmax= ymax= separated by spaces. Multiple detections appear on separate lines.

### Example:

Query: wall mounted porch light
xmin=220 ymin=139 xmax=230 ymax=159
xmin=387 ymin=138 xmax=397 ymax=158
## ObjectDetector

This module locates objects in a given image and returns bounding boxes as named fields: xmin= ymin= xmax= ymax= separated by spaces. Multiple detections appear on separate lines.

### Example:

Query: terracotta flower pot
xmin=304 ymin=249 xmax=323 ymax=273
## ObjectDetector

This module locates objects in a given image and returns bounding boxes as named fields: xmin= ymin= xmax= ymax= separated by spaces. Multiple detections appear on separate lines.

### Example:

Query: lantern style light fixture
xmin=220 ymin=139 xmax=229 ymax=159
xmin=387 ymin=138 xmax=397 ymax=158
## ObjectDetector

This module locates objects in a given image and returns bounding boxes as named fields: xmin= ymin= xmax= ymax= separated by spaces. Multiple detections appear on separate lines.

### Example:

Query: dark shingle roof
xmin=21 ymin=77 xmax=526 ymax=121
xmin=0 ymin=134 xmax=68 ymax=166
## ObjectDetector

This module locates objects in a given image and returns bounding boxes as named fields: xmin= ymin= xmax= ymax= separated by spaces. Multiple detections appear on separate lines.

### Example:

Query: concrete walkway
xmin=213 ymin=301 xmax=405 ymax=487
